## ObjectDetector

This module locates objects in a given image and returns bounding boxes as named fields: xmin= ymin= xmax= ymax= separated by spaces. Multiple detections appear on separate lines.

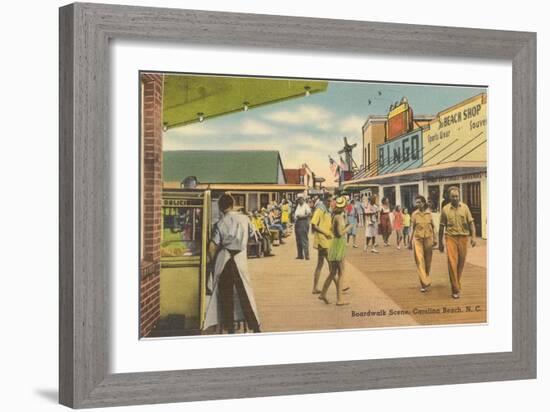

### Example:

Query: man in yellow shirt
xmin=438 ymin=186 xmax=476 ymax=299
xmin=310 ymin=195 xmax=333 ymax=294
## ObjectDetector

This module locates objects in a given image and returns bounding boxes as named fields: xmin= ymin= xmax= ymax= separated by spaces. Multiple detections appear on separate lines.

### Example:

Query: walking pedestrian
xmin=319 ymin=196 xmax=352 ymax=306
xmin=438 ymin=186 xmax=477 ymax=299
xmin=310 ymin=195 xmax=333 ymax=294
xmin=356 ymin=195 xmax=365 ymax=227
xmin=402 ymin=208 xmax=411 ymax=247
xmin=393 ymin=205 xmax=404 ymax=249
xmin=408 ymin=195 xmax=436 ymax=293
xmin=294 ymin=194 xmax=312 ymax=260
xmin=379 ymin=197 xmax=393 ymax=246
xmin=364 ymin=196 xmax=379 ymax=253
xmin=346 ymin=199 xmax=359 ymax=248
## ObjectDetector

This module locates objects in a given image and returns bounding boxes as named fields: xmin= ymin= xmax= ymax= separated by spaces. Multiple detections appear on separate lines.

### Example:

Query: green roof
xmin=163 ymin=150 xmax=285 ymax=184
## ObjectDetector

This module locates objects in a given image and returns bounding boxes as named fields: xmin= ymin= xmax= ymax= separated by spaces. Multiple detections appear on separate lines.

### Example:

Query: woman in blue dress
xmin=346 ymin=199 xmax=359 ymax=248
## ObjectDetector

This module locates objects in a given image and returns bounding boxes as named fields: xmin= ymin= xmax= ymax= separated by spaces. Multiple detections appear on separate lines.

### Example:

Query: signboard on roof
xmin=423 ymin=93 xmax=487 ymax=166
xmin=386 ymin=102 xmax=413 ymax=140
xmin=377 ymin=129 xmax=423 ymax=175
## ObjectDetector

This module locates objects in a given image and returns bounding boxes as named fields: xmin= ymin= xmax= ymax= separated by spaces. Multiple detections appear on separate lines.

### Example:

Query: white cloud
xmin=164 ymin=122 xmax=220 ymax=139
xmin=161 ymin=108 xmax=360 ymax=181
xmin=163 ymin=120 xmax=274 ymax=152
xmin=286 ymin=133 xmax=331 ymax=151
xmin=335 ymin=114 xmax=364 ymax=138
xmin=239 ymin=119 xmax=277 ymax=136
xmin=263 ymin=105 xmax=334 ymax=129
xmin=263 ymin=106 xmax=364 ymax=140
xmin=165 ymin=118 xmax=276 ymax=139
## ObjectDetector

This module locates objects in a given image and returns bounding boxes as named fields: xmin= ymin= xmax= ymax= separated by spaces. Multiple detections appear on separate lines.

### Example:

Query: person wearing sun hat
xmin=319 ymin=196 xmax=352 ymax=306
xmin=310 ymin=194 xmax=333 ymax=294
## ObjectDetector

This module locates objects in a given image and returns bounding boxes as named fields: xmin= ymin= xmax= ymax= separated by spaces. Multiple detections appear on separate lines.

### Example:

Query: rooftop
xmin=163 ymin=150 xmax=286 ymax=184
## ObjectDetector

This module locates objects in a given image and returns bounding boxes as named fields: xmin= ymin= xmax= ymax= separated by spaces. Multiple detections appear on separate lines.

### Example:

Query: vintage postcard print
xmin=139 ymin=72 xmax=487 ymax=338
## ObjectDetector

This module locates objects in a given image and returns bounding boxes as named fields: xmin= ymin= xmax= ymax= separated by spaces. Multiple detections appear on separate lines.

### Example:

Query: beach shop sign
xmin=423 ymin=93 xmax=487 ymax=166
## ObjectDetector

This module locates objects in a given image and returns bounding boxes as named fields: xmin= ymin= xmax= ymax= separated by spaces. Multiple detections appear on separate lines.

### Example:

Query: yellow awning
xmin=162 ymin=74 xmax=328 ymax=129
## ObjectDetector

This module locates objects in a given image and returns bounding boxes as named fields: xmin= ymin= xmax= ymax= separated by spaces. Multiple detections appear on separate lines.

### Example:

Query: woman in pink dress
xmin=378 ymin=197 xmax=393 ymax=246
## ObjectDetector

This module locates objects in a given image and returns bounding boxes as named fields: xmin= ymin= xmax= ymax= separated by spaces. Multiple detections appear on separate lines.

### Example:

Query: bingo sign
xmin=423 ymin=93 xmax=487 ymax=166
xmin=378 ymin=129 xmax=423 ymax=175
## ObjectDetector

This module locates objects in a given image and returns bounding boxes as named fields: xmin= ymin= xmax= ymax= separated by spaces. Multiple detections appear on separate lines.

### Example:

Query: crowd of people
xmin=340 ymin=194 xmax=415 ymax=252
xmin=244 ymin=199 xmax=294 ymax=258
xmin=241 ymin=188 xmax=477 ymax=304
xmin=205 ymin=188 xmax=477 ymax=334
xmin=291 ymin=188 xmax=477 ymax=304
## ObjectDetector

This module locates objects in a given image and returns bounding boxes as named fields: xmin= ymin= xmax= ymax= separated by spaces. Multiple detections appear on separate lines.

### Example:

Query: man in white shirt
xmin=294 ymin=194 xmax=312 ymax=259
xmin=204 ymin=194 xmax=261 ymax=334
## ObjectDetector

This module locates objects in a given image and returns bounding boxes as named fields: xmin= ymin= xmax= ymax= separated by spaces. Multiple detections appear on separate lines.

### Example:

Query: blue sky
xmin=164 ymin=79 xmax=486 ymax=182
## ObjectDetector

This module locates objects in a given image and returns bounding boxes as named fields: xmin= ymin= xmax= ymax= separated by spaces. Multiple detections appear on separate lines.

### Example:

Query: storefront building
xmin=345 ymin=93 xmax=487 ymax=239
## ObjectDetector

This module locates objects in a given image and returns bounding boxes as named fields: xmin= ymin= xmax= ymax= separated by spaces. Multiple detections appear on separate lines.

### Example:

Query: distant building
xmin=163 ymin=150 xmax=305 ymax=211
xmin=284 ymin=168 xmax=302 ymax=185
xmin=284 ymin=163 xmax=326 ymax=198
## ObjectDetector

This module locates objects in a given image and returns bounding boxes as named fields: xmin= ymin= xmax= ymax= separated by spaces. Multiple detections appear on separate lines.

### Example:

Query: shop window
xmin=260 ymin=193 xmax=269 ymax=209
xmin=248 ymin=193 xmax=259 ymax=213
xmin=428 ymin=185 xmax=440 ymax=212
xmin=400 ymin=184 xmax=419 ymax=213
xmin=162 ymin=206 xmax=203 ymax=257
xmin=382 ymin=186 xmax=396 ymax=209
xmin=233 ymin=194 xmax=246 ymax=211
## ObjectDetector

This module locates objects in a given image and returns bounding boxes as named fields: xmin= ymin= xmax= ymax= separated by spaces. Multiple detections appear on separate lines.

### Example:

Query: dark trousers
xmin=295 ymin=218 xmax=310 ymax=259
xmin=218 ymin=255 xmax=260 ymax=333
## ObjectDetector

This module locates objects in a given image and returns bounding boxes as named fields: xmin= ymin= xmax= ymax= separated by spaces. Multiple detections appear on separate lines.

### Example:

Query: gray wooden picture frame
xmin=59 ymin=2 xmax=536 ymax=409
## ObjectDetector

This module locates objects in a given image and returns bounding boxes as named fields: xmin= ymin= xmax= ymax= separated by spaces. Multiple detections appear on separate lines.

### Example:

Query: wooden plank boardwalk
xmin=248 ymin=228 xmax=487 ymax=333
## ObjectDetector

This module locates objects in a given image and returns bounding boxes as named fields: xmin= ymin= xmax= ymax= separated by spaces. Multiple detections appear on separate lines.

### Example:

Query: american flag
xmin=328 ymin=155 xmax=339 ymax=177
xmin=339 ymin=156 xmax=348 ymax=171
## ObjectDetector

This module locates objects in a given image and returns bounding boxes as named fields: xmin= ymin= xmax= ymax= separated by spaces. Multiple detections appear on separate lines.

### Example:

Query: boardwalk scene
xmin=139 ymin=72 xmax=488 ymax=338
xmin=249 ymin=229 xmax=486 ymax=333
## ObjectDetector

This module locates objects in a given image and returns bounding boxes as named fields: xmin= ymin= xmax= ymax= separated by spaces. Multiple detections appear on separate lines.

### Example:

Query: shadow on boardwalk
xmin=248 ymin=228 xmax=487 ymax=333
